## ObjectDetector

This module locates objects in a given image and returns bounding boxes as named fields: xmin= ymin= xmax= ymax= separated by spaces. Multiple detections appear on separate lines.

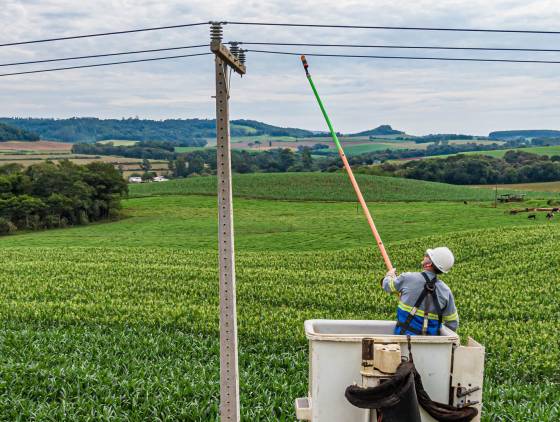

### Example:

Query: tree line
xmin=71 ymin=140 xmax=194 ymax=160
xmin=411 ymin=134 xmax=479 ymax=144
xmin=314 ymin=141 xmax=508 ymax=164
xmin=358 ymin=150 xmax=560 ymax=185
xmin=0 ymin=117 xmax=314 ymax=143
xmin=0 ymin=122 xmax=40 ymax=142
xmin=167 ymin=148 xmax=316 ymax=178
xmin=0 ymin=161 xmax=127 ymax=235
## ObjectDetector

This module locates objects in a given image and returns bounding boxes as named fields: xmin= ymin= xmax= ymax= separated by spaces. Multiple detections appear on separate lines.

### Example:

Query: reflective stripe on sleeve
xmin=389 ymin=277 xmax=397 ymax=293
xmin=443 ymin=312 xmax=458 ymax=322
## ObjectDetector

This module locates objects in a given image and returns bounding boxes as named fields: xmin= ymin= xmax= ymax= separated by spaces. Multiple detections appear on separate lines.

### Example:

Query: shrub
xmin=0 ymin=217 xmax=17 ymax=235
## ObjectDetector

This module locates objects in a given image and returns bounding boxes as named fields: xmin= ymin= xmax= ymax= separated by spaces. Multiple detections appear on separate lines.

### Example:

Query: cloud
xmin=1 ymin=1 xmax=560 ymax=134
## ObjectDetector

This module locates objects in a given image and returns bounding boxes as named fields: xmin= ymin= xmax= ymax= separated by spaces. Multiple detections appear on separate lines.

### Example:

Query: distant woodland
xmin=0 ymin=118 xmax=314 ymax=143
xmin=0 ymin=161 xmax=127 ymax=235
xmin=0 ymin=122 xmax=40 ymax=141
xmin=361 ymin=150 xmax=560 ymax=185
xmin=72 ymin=140 xmax=189 ymax=160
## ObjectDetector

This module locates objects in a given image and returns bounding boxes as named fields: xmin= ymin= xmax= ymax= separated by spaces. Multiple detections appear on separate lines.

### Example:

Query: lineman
xmin=382 ymin=247 xmax=459 ymax=336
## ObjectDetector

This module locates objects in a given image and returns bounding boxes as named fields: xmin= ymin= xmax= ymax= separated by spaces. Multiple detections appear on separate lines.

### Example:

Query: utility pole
xmin=210 ymin=22 xmax=246 ymax=422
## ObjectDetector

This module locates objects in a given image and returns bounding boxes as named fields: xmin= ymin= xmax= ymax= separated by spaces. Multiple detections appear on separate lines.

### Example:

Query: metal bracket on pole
xmin=210 ymin=21 xmax=246 ymax=422
xmin=211 ymin=40 xmax=246 ymax=75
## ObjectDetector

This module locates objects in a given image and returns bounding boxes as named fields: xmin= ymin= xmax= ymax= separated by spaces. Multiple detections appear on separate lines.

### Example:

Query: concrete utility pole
xmin=210 ymin=22 xmax=246 ymax=422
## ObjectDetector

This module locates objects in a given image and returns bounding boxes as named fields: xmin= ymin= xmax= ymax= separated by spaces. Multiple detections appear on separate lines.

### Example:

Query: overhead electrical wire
xmin=3 ymin=19 xmax=560 ymax=50
xmin=225 ymin=21 xmax=560 ymax=35
xmin=245 ymin=49 xmax=560 ymax=64
xmin=0 ymin=44 xmax=209 ymax=67
xmin=0 ymin=52 xmax=212 ymax=77
xmin=233 ymin=41 xmax=560 ymax=53
xmin=4 ymin=47 xmax=560 ymax=78
xmin=0 ymin=22 xmax=209 ymax=47
xmin=5 ymin=20 xmax=560 ymax=77
xmin=4 ymin=40 xmax=558 ymax=71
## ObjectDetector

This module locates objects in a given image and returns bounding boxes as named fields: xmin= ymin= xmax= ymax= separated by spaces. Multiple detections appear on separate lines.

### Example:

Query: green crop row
xmin=0 ymin=223 xmax=558 ymax=420
xmin=128 ymin=172 xmax=518 ymax=202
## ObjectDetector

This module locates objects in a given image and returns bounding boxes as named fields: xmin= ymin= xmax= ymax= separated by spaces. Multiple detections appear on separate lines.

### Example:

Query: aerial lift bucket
xmin=296 ymin=59 xmax=484 ymax=422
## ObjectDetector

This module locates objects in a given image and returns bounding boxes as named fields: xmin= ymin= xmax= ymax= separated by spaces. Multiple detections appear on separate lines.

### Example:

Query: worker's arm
xmin=381 ymin=270 xmax=406 ymax=294
xmin=442 ymin=291 xmax=459 ymax=331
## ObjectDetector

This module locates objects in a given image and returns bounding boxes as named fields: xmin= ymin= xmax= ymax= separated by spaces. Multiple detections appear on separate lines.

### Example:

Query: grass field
xmin=0 ymin=151 xmax=169 ymax=177
xmin=474 ymin=180 xmax=560 ymax=193
xmin=328 ymin=140 xmax=440 ymax=155
xmin=424 ymin=145 xmax=560 ymax=160
xmin=3 ymin=195 xmax=555 ymax=250
xmin=174 ymin=146 xmax=208 ymax=153
xmin=0 ymin=174 xmax=558 ymax=420
xmin=479 ymin=145 xmax=560 ymax=157
xmin=0 ymin=140 xmax=71 ymax=151
xmin=202 ymin=136 xmax=503 ymax=156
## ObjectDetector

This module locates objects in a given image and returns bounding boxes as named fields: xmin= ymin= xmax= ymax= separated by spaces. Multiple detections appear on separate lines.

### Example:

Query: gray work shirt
xmin=382 ymin=270 xmax=459 ymax=331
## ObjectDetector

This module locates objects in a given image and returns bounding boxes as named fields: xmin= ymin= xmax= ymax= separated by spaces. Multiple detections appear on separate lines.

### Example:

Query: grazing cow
xmin=546 ymin=212 xmax=554 ymax=220
xmin=463 ymin=201 xmax=468 ymax=205
xmin=528 ymin=214 xmax=537 ymax=220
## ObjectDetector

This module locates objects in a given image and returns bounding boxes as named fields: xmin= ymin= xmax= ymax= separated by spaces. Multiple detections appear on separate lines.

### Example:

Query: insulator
xmin=210 ymin=22 xmax=223 ymax=42
xmin=238 ymin=49 xmax=246 ymax=65
xmin=229 ymin=42 xmax=240 ymax=58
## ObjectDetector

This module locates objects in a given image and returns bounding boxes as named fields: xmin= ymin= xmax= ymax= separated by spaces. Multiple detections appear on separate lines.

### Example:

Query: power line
xmin=4 ymin=20 xmax=560 ymax=50
xmin=0 ymin=44 xmax=209 ymax=67
xmin=0 ymin=22 xmax=209 ymax=48
xmin=5 ymin=41 xmax=558 ymax=70
xmin=234 ymin=41 xmax=560 ymax=53
xmin=0 ymin=52 xmax=212 ymax=77
xmin=246 ymin=49 xmax=560 ymax=64
xmin=226 ymin=21 xmax=560 ymax=35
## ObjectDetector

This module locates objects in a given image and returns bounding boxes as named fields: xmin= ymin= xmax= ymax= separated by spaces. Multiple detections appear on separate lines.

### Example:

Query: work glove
xmin=379 ymin=268 xmax=397 ymax=287
xmin=385 ymin=268 xmax=397 ymax=278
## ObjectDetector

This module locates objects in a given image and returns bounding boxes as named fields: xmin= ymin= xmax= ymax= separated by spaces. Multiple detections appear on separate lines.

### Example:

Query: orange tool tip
xmin=301 ymin=55 xmax=308 ymax=66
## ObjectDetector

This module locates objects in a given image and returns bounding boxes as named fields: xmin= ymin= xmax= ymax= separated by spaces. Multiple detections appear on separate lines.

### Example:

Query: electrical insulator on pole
xmin=238 ymin=49 xmax=246 ymax=65
xmin=229 ymin=42 xmax=240 ymax=58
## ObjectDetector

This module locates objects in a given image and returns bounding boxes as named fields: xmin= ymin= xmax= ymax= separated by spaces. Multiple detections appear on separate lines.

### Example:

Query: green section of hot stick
xmin=301 ymin=56 xmax=344 ymax=152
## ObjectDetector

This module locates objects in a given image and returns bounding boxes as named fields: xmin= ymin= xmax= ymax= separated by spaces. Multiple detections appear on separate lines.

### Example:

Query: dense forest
xmin=72 ymin=141 xmax=180 ymax=160
xmin=0 ymin=118 xmax=315 ymax=143
xmin=0 ymin=161 xmax=127 ymax=235
xmin=411 ymin=134 xmax=480 ymax=143
xmin=166 ymin=148 xmax=317 ymax=178
xmin=362 ymin=150 xmax=560 ymax=185
xmin=0 ymin=122 xmax=40 ymax=141
xmin=489 ymin=129 xmax=560 ymax=140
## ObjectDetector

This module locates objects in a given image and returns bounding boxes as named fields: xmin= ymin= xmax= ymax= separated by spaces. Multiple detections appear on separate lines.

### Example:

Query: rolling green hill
xmin=127 ymin=172 xmax=553 ymax=202
xmin=0 ymin=118 xmax=315 ymax=143
xmin=349 ymin=124 xmax=404 ymax=137
xmin=471 ymin=146 xmax=560 ymax=158
xmin=2 ymin=194 xmax=553 ymax=250
xmin=489 ymin=129 xmax=560 ymax=139
xmin=425 ymin=145 xmax=560 ymax=160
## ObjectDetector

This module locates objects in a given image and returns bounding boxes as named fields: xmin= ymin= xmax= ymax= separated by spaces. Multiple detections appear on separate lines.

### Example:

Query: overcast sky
xmin=2 ymin=1 xmax=560 ymax=135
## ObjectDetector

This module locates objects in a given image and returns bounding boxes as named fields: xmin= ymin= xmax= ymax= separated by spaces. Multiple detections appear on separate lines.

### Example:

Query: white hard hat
xmin=426 ymin=247 xmax=455 ymax=273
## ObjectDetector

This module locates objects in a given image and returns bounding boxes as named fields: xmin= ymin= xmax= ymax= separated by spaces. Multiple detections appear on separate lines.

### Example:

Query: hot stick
xmin=301 ymin=55 xmax=394 ymax=271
